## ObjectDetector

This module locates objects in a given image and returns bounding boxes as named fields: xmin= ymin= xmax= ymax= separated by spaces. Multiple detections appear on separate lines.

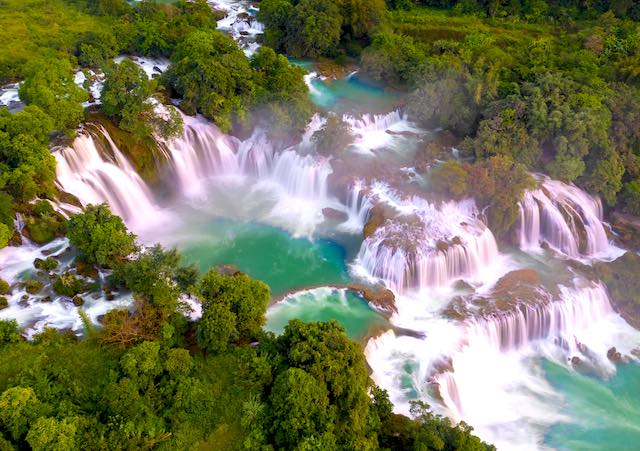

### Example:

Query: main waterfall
xmin=55 ymin=125 xmax=162 ymax=228
xmin=518 ymin=176 xmax=613 ymax=258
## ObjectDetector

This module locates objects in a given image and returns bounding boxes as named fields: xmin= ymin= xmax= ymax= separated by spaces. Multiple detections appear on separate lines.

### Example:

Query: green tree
xmin=0 ymin=106 xmax=56 ymax=201
xmin=102 ymin=59 xmax=183 ymax=140
xmin=0 ymin=387 xmax=43 ymax=441
xmin=285 ymin=0 xmax=343 ymax=58
xmin=196 ymin=302 xmax=238 ymax=353
xmin=251 ymin=47 xmax=314 ymax=137
xmin=0 ymin=319 xmax=21 ymax=347
xmin=268 ymin=368 xmax=333 ymax=449
xmin=163 ymin=30 xmax=256 ymax=132
xmin=26 ymin=417 xmax=77 ymax=451
xmin=19 ymin=58 xmax=88 ymax=134
xmin=67 ymin=204 xmax=137 ymax=268
xmin=196 ymin=270 xmax=270 ymax=347
xmin=430 ymin=159 xmax=469 ymax=199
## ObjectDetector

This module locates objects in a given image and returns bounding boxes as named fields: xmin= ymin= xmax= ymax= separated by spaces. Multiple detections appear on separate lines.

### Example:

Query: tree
xmin=198 ymin=270 xmax=270 ymax=340
xmin=67 ymin=204 xmax=137 ymax=268
xmin=430 ymin=159 xmax=469 ymax=199
xmin=163 ymin=30 xmax=256 ymax=132
xmin=102 ymin=59 xmax=183 ymax=140
xmin=312 ymin=114 xmax=354 ymax=155
xmin=251 ymin=47 xmax=315 ymax=137
xmin=0 ymin=387 xmax=42 ymax=441
xmin=268 ymin=368 xmax=333 ymax=449
xmin=285 ymin=0 xmax=343 ymax=58
xmin=26 ymin=417 xmax=77 ymax=451
xmin=196 ymin=302 xmax=238 ymax=353
xmin=19 ymin=58 xmax=88 ymax=134
xmin=0 ymin=106 xmax=56 ymax=201
xmin=0 ymin=319 xmax=21 ymax=347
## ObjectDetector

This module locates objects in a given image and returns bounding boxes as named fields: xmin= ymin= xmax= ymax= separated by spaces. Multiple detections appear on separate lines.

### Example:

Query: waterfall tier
xmin=54 ymin=126 xmax=161 ymax=227
xmin=355 ymin=187 xmax=500 ymax=292
xmin=518 ymin=176 xmax=611 ymax=258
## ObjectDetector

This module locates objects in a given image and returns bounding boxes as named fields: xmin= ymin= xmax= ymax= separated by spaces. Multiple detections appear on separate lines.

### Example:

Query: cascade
xmin=518 ymin=176 xmax=611 ymax=258
xmin=437 ymin=282 xmax=620 ymax=422
xmin=343 ymin=110 xmax=419 ymax=154
xmin=355 ymin=188 xmax=500 ymax=292
xmin=54 ymin=126 xmax=161 ymax=227
xmin=339 ymin=180 xmax=374 ymax=233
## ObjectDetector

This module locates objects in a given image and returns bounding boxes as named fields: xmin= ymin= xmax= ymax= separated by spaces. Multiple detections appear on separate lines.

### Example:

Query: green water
xmin=266 ymin=288 xmax=388 ymax=341
xmin=175 ymin=218 xmax=350 ymax=296
xmin=544 ymin=360 xmax=640 ymax=450
xmin=290 ymin=59 xmax=399 ymax=113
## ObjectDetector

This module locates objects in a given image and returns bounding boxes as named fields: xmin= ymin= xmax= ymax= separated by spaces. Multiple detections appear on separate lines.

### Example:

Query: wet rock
xmin=363 ymin=204 xmax=387 ymax=239
xmin=571 ymin=356 xmax=582 ymax=366
xmin=348 ymin=284 xmax=397 ymax=314
xmin=453 ymin=280 xmax=474 ymax=292
xmin=611 ymin=211 xmax=640 ymax=250
xmin=19 ymin=296 xmax=29 ymax=308
xmin=24 ymin=279 xmax=43 ymax=294
xmin=9 ymin=230 xmax=22 ymax=246
xmin=59 ymin=191 xmax=83 ymax=208
xmin=72 ymin=295 xmax=85 ymax=306
xmin=40 ymin=296 xmax=52 ymax=303
xmin=607 ymin=347 xmax=623 ymax=362
xmin=322 ymin=207 xmax=348 ymax=222
xmin=152 ymin=66 xmax=163 ymax=74
xmin=75 ymin=260 xmax=98 ymax=279
xmin=594 ymin=252 xmax=640 ymax=330
xmin=436 ymin=240 xmax=449 ymax=252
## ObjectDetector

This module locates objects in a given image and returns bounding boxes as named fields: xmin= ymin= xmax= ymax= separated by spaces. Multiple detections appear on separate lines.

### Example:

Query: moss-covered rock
xmin=34 ymin=256 xmax=59 ymax=271
xmin=0 ymin=278 xmax=9 ymax=295
xmin=53 ymin=273 xmax=89 ymax=297
xmin=24 ymin=279 xmax=43 ymax=294
xmin=75 ymin=259 xmax=99 ymax=278
xmin=85 ymin=112 xmax=165 ymax=186
xmin=0 ymin=296 xmax=7 ymax=310
xmin=22 ymin=201 xmax=67 ymax=245
xmin=72 ymin=295 xmax=85 ymax=306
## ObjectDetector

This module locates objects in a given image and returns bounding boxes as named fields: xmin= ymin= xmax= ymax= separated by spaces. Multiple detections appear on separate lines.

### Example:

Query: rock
xmin=40 ymin=296 xmax=52 ymax=303
xmin=75 ymin=260 xmax=98 ymax=279
xmin=607 ymin=347 xmax=623 ymax=362
xmin=594 ymin=252 xmax=640 ymax=330
xmin=453 ymin=280 xmax=474 ymax=292
xmin=72 ymin=295 xmax=84 ymax=306
xmin=611 ymin=211 xmax=640 ymax=250
xmin=348 ymin=284 xmax=397 ymax=314
xmin=436 ymin=240 xmax=449 ymax=252
xmin=363 ymin=204 xmax=387 ymax=239
xmin=18 ymin=296 xmax=29 ymax=308
xmin=9 ymin=230 xmax=22 ymax=246
xmin=59 ymin=191 xmax=83 ymax=208
xmin=152 ymin=65 xmax=163 ymax=74
xmin=24 ymin=279 xmax=43 ymax=294
xmin=571 ymin=356 xmax=582 ymax=366
xmin=322 ymin=207 xmax=348 ymax=222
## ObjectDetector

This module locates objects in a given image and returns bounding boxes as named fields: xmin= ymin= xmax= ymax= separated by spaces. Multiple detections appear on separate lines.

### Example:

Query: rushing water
xmin=4 ymin=41 xmax=639 ymax=449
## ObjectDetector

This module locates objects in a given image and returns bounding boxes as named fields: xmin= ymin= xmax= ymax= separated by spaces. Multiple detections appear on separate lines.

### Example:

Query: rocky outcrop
xmin=594 ymin=252 xmax=640 ymax=330
xmin=322 ymin=207 xmax=348 ymax=222
xmin=611 ymin=211 xmax=640 ymax=251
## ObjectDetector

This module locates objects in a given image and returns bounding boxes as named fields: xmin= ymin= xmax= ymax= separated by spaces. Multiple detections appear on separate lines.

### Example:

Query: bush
xmin=0 ymin=279 xmax=9 ymax=295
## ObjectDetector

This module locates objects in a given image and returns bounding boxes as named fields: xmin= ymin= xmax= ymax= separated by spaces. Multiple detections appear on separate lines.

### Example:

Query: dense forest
xmin=1 ymin=0 xmax=639 ymax=449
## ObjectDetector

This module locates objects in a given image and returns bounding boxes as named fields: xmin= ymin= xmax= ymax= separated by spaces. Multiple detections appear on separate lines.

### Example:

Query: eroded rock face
xmin=322 ymin=207 xmax=348 ymax=222
xmin=611 ymin=211 xmax=640 ymax=251
xmin=595 ymin=252 xmax=640 ymax=330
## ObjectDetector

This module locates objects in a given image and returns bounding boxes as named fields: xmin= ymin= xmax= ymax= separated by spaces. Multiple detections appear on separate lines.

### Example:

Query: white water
xmin=161 ymin=114 xmax=345 ymax=237
xmin=210 ymin=0 xmax=264 ymax=56
xmin=354 ymin=186 xmax=502 ymax=292
xmin=343 ymin=110 xmax=421 ymax=155
xmin=0 ymin=238 xmax=133 ymax=338
xmin=366 ymin=278 xmax=640 ymax=450
xmin=518 ymin=176 xmax=620 ymax=259
xmin=54 ymin=126 xmax=165 ymax=231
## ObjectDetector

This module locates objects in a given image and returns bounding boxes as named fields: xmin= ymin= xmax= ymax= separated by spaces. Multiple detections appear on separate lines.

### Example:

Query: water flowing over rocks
xmin=518 ymin=175 xmax=614 ymax=258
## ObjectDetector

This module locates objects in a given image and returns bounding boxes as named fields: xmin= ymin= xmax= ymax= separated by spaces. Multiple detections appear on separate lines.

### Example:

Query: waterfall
xmin=54 ymin=126 xmax=161 ymax=227
xmin=339 ymin=180 xmax=374 ymax=233
xmin=355 ymin=188 xmax=500 ymax=292
xmin=161 ymin=114 xmax=339 ymax=237
xmin=437 ymin=281 xmax=627 ymax=424
xmin=518 ymin=176 xmax=612 ymax=258
xmin=343 ymin=110 xmax=419 ymax=155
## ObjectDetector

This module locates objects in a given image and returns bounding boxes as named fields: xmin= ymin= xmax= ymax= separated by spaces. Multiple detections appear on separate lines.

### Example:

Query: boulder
xmin=607 ymin=346 xmax=623 ymax=362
